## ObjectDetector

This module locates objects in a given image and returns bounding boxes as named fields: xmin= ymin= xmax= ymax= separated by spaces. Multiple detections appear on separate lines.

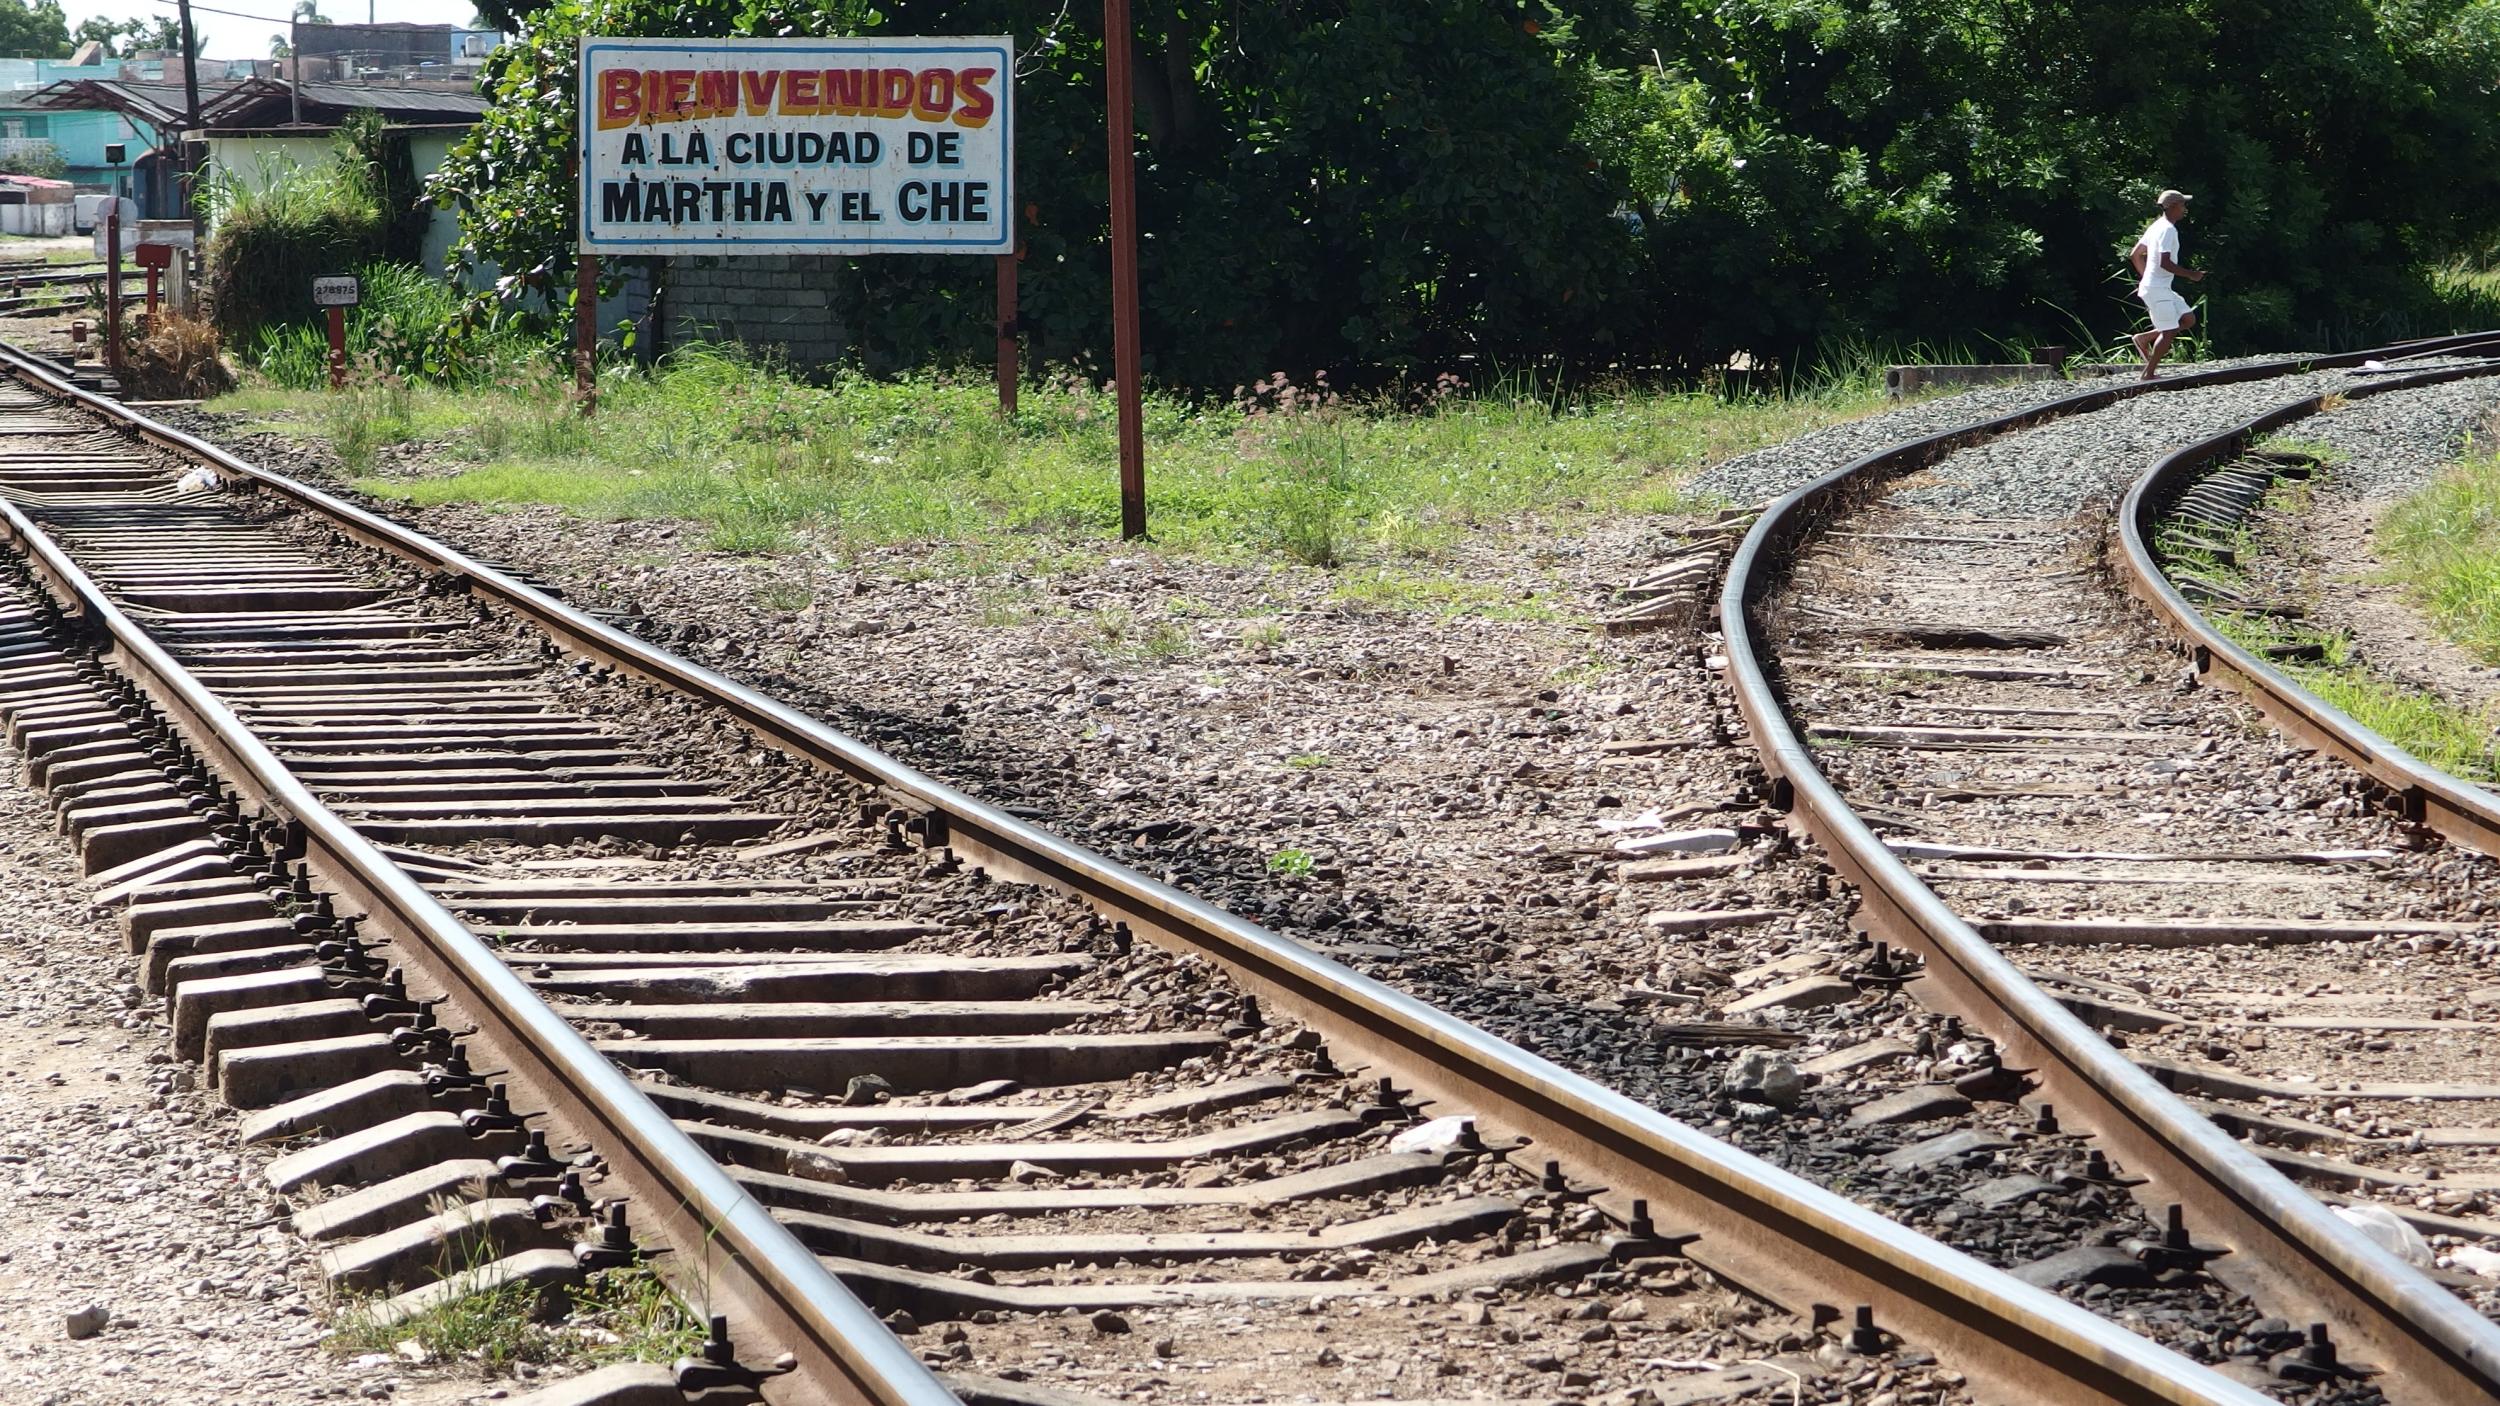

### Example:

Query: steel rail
xmin=0 ymin=427 xmax=956 ymax=1406
xmin=0 ymin=343 xmax=2291 ymax=1406
xmin=2116 ymin=361 xmax=2500 ymax=859
xmin=1718 ymin=337 xmax=2500 ymax=1406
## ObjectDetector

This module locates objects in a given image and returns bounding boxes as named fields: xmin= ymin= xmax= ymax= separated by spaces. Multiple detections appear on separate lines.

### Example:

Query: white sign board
xmin=136 ymin=220 xmax=195 ymax=250
xmin=88 ymin=197 xmax=138 ymax=258
xmin=312 ymin=276 xmax=361 ymax=307
xmin=577 ymin=36 xmax=1013 ymax=256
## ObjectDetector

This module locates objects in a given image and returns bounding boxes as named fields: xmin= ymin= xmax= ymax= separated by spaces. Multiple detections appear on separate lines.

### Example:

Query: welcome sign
xmin=578 ymin=36 xmax=1014 ymax=255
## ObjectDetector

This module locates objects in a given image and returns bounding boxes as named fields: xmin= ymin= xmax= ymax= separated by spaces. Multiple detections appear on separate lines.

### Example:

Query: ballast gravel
xmin=0 ymin=742 xmax=479 ymax=1406
xmin=1688 ymin=357 xmax=2310 ymax=508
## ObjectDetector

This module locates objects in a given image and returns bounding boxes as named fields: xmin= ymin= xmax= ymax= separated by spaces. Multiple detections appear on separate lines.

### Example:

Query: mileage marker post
xmin=312 ymin=275 xmax=359 ymax=390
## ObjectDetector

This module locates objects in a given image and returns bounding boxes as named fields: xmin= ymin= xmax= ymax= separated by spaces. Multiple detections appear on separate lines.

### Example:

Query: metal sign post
xmin=1101 ymin=0 xmax=1147 ymax=539
xmin=575 ymin=253 xmax=599 ymax=415
xmin=313 ymin=275 xmax=360 ymax=389
xmin=136 ymin=243 xmax=173 ymax=314
xmin=994 ymin=248 xmax=1018 ymax=415
xmin=103 ymin=207 xmax=122 ymax=373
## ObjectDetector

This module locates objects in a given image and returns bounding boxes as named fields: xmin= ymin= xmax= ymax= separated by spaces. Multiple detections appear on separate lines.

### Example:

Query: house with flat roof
xmin=0 ymin=58 xmax=150 ymax=196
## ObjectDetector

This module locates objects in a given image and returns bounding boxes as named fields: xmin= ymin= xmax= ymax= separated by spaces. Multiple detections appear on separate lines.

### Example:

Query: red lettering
xmin=660 ymin=70 xmax=697 ymax=119
xmin=878 ymin=68 xmax=915 ymax=117
xmin=596 ymin=68 xmax=641 ymax=129
xmin=953 ymin=68 xmax=997 ymax=128
xmin=783 ymin=70 xmax=823 ymax=114
xmin=740 ymin=69 xmax=781 ymax=115
xmin=824 ymin=68 xmax=867 ymax=116
xmin=912 ymin=68 xmax=954 ymax=122
xmin=694 ymin=69 xmax=737 ymax=118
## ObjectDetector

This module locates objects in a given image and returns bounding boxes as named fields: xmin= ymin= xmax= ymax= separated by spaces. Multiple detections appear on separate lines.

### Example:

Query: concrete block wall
xmin=663 ymin=254 xmax=849 ymax=374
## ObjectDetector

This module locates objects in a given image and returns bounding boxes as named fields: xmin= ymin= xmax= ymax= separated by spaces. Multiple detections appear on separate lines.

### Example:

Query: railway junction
xmin=0 ymin=318 xmax=2493 ymax=1406
xmin=2 ymin=10 xmax=2500 ymax=1406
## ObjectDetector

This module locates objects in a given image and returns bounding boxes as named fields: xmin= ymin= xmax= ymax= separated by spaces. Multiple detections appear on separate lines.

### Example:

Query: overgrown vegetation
xmin=327 ymin=1263 xmax=703 ymax=1375
xmin=433 ymin=0 xmax=2500 ymax=389
xmin=2382 ymin=437 xmax=2500 ymax=664
xmin=2214 ymin=607 xmax=2500 ymax=781
xmin=2165 ymin=468 xmax=2500 ymax=782
xmin=246 ymin=261 xmax=544 ymax=390
xmin=201 ymin=129 xmax=385 ymax=341
xmin=214 ymin=346 xmax=1876 ymax=558
xmin=120 ymin=311 xmax=237 ymax=400
xmin=0 ymin=140 xmax=66 ymax=180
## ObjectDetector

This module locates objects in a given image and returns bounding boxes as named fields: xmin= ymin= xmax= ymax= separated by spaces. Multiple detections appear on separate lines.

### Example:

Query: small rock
xmin=63 ymin=1304 xmax=107 ymax=1340
xmin=842 ymin=1074 xmax=894 ymax=1106
xmin=1153 ymin=1336 xmax=1177 ymax=1358
xmin=885 ymin=1310 xmax=920 ymax=1336
xmin=1090 ymin=1310 xmax=1131 ymax=1335
xmin=1009 ymin=1160 xmax=1059 ymax=1184
xmin=1720 ymin=1052 xmax=1804 ymax=1108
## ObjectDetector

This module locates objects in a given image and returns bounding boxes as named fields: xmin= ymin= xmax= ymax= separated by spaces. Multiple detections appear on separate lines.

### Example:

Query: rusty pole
xmin=994 ymin=251 xmax=1019 ymax=416
xmin=575 ymin=253 xmax=599 ymax=416
xmin=1102 ymin=0 xmax=1147 ymax=538
xmin=103 ymin=208 xmax=122 ymax=373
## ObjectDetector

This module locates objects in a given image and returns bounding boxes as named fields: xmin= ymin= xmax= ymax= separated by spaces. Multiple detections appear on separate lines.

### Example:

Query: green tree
xmin=72 ymin=15 xmax=190 ymax=56
xmin=0 ymin=0 xmax=71 ymax=58
xmin=431 ymin=0 xmax=2500 ymax=383
xmin=0 ymin=139 xmax=66 ymax=179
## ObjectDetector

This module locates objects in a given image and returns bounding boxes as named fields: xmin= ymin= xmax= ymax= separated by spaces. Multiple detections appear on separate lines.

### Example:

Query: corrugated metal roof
xmin=28 ymin=75 xmax=484 ymax=130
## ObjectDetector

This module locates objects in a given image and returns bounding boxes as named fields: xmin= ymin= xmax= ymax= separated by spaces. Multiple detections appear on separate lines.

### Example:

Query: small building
xmin=0 ymin=172 xmax=76 ymax=236
xmin=0 ymin=58 xmax=152 ymax=195
xmin=21 ymin=74 xmax=486 ymax=225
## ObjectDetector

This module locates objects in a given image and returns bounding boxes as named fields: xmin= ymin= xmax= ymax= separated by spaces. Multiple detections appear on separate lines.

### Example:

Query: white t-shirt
xmin=2137 ymin=216 xmax=2179 ymax=295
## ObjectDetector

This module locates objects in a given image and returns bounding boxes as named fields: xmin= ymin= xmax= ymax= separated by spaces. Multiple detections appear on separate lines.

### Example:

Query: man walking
xmin=2130 ymin=190 xmax=2205 ymax=379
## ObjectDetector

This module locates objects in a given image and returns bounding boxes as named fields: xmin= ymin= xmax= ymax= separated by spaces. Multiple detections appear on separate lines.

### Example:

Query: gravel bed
xmin=143 ymin=370 xmax=2367 ymax=1397
xmin=2275 ymin=376 xmax=2500 ymax=498
xmin=0 ymin=739 xmax=479 ymax=1406
xmin=1688 ymin=358 xmax=2308 ymax=508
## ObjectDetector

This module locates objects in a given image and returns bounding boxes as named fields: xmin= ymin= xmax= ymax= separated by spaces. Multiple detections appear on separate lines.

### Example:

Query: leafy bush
xmin=436 ymin=0 xmax=2500 ymax=386
xmin=202 ymin=132 xmax=383 ymax=341
xmin=0 ymin=140 xmax=66 ymax=180
xmin=245 ymin=260 xmax=545 ymax=389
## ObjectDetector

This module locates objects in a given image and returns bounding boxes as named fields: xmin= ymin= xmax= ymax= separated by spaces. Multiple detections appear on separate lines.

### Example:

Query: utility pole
xmin=1101 ymin=0 xmax=1146 ymax=539
xmin=290 ymin=14 xmax=303 ymax=126
xmin=175 ymin=0 xmax=202 ymax=237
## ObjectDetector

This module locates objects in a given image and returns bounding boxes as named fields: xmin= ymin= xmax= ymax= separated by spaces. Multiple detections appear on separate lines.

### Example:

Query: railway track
xmin=1723 ymin=339 xmax=2500 ymax=1406
xmin=0 ymin=341 xmax=2301 ymax=1406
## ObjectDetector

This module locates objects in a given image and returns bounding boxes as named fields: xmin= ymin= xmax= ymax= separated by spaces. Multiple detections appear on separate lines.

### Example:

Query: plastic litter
xmin=174 ymin=466 xmax=220 ymax=494
xmin=2332 ymin=1202 xmax=2432 ymax=1266
xmin=1388 ymin=1116 xmax=1475 ymax=1156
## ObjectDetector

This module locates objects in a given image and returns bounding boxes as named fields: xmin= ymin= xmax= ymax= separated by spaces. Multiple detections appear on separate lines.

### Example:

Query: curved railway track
xmin=1722 ymin=338 xmax=2500 ymax=1406
xmin=0 ymin=340 xmax=2304 ymax=1406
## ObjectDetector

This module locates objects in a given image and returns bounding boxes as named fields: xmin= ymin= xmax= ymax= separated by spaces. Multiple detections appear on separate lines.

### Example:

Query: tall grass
xmin=2380 ymin=438 xmax=2500 ymax=662
xmin=218 ymin=344 xmax=1886 ymax=560
xmin=248 ymin=262 xmax=542 ymax=390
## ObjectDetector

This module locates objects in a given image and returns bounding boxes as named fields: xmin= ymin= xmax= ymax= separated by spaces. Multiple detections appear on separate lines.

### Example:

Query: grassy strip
xmin=2211 ymin=609 xmax=2500 ymax=781
xmin=208 ymin=346 xmax=1887 ymax=563
xmin=327 ymin=1264 xmax=702 ymax=1374
xmin=2167 ymin=456 xmax=2500 ymax=782
xmin=2379 ymin=440 xmax=2500 ymax=662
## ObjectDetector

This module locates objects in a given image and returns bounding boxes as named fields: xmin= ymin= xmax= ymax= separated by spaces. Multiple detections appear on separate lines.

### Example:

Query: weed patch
xmin=219 ymin=346 xmax=1887 ymax=572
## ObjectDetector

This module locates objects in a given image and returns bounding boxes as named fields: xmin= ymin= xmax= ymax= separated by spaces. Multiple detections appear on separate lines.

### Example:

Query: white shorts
xmin=2140 ymin=288 xmax=2193 ymax=332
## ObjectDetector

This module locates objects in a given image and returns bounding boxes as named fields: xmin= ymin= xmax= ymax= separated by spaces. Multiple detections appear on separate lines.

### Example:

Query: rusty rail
xmin=1718 ymin=336 xmax=2500 ymax=1405
xmin=0 ymin=371 xmax=957 ymax=1406
xmin=0 ymin=343 xmax=2301 ymax=1406
xmin=2115 ymin=361 xmax=2500 ymax=860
